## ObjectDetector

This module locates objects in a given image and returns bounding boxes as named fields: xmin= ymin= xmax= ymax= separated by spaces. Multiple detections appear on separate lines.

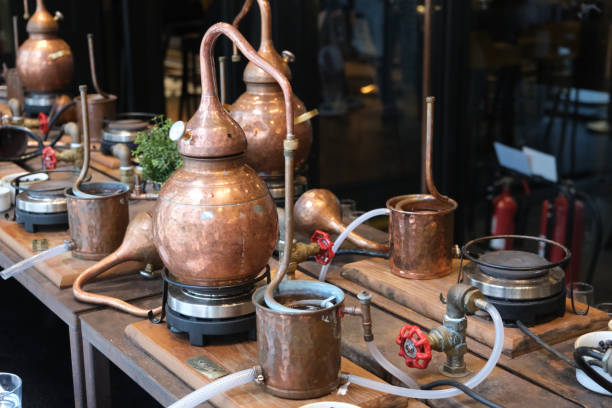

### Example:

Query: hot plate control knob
xmin=311 ymin=230 xmax=335 ymax=265
xmin=396 ymin=324 xmax=432 ymax=369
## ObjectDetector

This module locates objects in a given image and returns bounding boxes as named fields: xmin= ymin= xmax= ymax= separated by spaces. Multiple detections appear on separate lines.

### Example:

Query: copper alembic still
xmin=16 ymin=0 xmax=74 ymax=116
xmin=1 ymin=85 xmax=131 ymax=282
xmin=230 ymin=0 xmax=315 ymax=201
xmin=296 ymin=97 xmax=458 ymax=280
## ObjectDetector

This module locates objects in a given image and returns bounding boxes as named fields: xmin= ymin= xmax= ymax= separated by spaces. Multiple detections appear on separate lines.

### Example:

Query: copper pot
xmin=152 ymin=23 xmax=300 ymax=287
xmin=65 ymin=182 xmax=130 ymax=260
xmin=230 ymin=0 xmax=312 ymax=177
xmin=16 ymin=0 xmax=73 ymax=92
xmin=74 ymin=94 xmax=117 ymax=143
xmin=253 ymin=281 xmax=344 ymax=399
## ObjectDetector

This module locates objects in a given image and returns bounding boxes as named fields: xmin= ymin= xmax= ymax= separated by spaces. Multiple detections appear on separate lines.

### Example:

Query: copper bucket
xmin=253 ymin=281 xmax=344 ymax=399
xmin=74 ymin=94 xmax=116 ymax=143
xmin=65 ymin=182 xmax=129 ymax=260
xmin=387 ymin=194 xmax=457 ymax=279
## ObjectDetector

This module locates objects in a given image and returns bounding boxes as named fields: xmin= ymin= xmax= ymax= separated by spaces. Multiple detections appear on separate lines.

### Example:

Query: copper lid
xmin=243 ymin=0 xmax=291 ymax=84
xmin=26 ymin=0 xmax=58 ymax=35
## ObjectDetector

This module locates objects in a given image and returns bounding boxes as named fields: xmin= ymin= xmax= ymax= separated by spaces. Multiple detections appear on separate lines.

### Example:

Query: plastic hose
xmin=319 ymin=208 xmax=390 ymax=282
xmin=1 ymin=241 xmax=73 ymax=280
xmin=366 ymin=341 xmax=419 ymax=388
xmin=167 ymin=368 xmax=256 ymax=408
xmin=345 ymin=301 xmax=504 ymax=399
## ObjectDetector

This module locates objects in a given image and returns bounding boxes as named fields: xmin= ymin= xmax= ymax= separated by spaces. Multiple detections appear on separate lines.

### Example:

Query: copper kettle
xmin=153 ymin=23 xmax=301 ymax=287
xmin=230 ymin=0 xmax=312 ymax=178
xmin=16 ymin=0 xmax=73 ymax=92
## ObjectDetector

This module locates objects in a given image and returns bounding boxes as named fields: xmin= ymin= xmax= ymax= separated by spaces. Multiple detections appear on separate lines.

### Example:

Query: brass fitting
xmin=55 ymin=122 xmax=84 ymax=168
xmin=343 ymin=291 xmax=373 ymax=342
xmin=111 ymin=143 xmax=134 ymax=188
xmin=129 ymin=174 xmax=158 ymax=201
xmin=286 ymin=240 xmax=321 ymax=279
xmin=427 ymin=283 xmax=484 ymax=377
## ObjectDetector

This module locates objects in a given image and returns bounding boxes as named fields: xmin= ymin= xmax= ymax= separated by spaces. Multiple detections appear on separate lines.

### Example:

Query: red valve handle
xmin=42 ymin=147 xmax=57 ymax=170
xmin=38 ymin=112 xmax=49 ymax=134
xmin=396 ymin=324 xmax=432 ymax=369
xmin=311 ymin=230 xmax=335 ymax=265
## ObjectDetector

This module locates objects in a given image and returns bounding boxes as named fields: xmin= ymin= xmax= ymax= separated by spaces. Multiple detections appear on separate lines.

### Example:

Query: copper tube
xmin=73 ymin=211 xmax=162 ymax=317
xmin=231 ymin=0 xmax=255 ymax=60
xmin=424 ymin=96 xmax=450 ymax=203
xmin=294 ymin=189 xmax=389 ymax=253
xmin=23 ymin=0 xmax=29 ymax=19
xmin=218 ymin=56 xmax=227 ymax=105
xmin=12 ymin=16 xmax=18 ymax=58
xmin=420 ymin=0 xmax=432 ymax=193
xmin=87 ymin=33 xmax=108 ymax=98
xmin=73 ymin=85 xmax=90 ymax=196
xmin=129 ymin=175 xmax=158 ymax=200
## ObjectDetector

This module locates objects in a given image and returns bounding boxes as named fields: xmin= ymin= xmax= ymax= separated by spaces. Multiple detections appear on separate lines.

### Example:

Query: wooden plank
xmin=0 ymin=161 xmax=155 ymax=287
xmin=91 ymin=152 xmax=120 ymax=170
xmin=341 ymin=257 xmax=609 ymax=357
xmin=125 ymin=319 xmax=420 ymax=408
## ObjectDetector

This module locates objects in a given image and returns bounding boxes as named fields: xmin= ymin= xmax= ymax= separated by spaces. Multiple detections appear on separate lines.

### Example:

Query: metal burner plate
xmin=16 ymin=191 xmax=66 ymax=213
xmin=478 ymin=250 xmax=550 ymax=279
xmin=167 ymin=285 xmax=255 ymax=319
xmin=103 ymin=119 xmax=149 ymax=143
xmin=464 ymin=262 xmax=564 ymax=300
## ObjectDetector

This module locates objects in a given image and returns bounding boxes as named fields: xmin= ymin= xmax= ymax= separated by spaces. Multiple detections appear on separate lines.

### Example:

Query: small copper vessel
xmin=16 ymin=0 xmax=73 ymax=92
xmin=153 ymin=23 xmax=292 ymax=287
xmin=230 ymin=0 xmax=312 ymax=177
xmin=253 ymin=281 xmax=344 ymax=399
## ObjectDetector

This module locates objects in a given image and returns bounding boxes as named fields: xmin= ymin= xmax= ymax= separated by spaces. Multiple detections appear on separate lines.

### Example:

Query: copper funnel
xmin=230 ymin=0 xmax=313 ymax=178
xmin=294 ymin=189 xmax=389 ymax=253
xmin=152 ymin=23 xmax=298 ymax=287
xmin=16 ymin=0 xmax=73 ymax=92
xmin=72 ymin=211 xmax=162 ymax=317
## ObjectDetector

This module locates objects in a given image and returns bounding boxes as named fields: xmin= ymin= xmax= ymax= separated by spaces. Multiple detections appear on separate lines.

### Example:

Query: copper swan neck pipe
xmin=424 ymin=96 xmax=450 ymax=203
xmin=73 ymin=211 xmax=162 ymax=317
xmin=87 ymin=33 xmax=109 ymax=98
xmin=199 ymin=22 xmax=294 ymax=136
xmin=232 ymin=0 xmax=254 ymax=59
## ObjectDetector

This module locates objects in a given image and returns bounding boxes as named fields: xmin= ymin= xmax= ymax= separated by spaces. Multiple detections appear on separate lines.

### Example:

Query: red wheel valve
xmin=396 ymin=324 xmax=432 ymax=369
xmin=311 ymin=230 xmax=335 ymax=265
xmin=42 ymin=147 xmax=57 ymax=170
xmin=38 ymin=112 xmax=49 ymax=134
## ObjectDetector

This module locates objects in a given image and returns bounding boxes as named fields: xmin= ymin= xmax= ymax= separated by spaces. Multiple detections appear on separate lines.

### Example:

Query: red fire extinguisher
xmin=490 ymin=187 xmax=518 ymax=250
xmin=539 ymin=193 xmax=584 ymax=283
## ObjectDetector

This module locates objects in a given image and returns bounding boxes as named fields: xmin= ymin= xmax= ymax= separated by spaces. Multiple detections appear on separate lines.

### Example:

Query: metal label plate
xmin=187 ymin=356 xmax=228 ymax=380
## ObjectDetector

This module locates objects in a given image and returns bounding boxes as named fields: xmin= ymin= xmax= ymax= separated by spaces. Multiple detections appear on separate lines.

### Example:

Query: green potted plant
xmin=132 ymin=116 xmax=182 ymax=188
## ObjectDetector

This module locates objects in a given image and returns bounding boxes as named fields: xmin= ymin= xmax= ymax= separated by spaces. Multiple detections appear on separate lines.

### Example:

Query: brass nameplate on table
xmin=187 ymin=356 xmax=228 ymax=380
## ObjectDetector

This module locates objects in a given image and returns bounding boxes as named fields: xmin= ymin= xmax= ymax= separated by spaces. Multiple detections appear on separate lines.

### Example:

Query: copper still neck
xmin=180 ymin=22 xmax=294 ymax=159
xmin=26 ymin=0 xmax=59 ymax=38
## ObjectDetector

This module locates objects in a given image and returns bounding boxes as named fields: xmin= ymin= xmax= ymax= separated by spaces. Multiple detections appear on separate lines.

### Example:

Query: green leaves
xmin=132 ymin=116 xmax=182 ymax=184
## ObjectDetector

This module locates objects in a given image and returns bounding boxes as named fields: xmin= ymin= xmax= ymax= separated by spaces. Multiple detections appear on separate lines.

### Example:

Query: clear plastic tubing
xmin=367 ymin=341 xmax=419 ymax=388
xmin=1 ymin=241 xmax=73 ymax=280
xmin=168 ymin=368 xmax=256 ymax=408
xmin=319 ymin=208 xmax=390 ymax=282
xmin=346 ymin=302 xmax=504 ymax=399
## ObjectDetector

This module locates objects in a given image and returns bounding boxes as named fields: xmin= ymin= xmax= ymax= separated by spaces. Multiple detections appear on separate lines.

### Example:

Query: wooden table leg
xmin=83 ymin=337 xmax=111 ymax=408
xmin=69 ymin=323 xmax=86 ymax=408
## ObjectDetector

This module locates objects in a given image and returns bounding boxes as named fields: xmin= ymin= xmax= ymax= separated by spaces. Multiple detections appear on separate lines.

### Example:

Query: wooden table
xmin=0 ymin=161 xmax=163 ymax=408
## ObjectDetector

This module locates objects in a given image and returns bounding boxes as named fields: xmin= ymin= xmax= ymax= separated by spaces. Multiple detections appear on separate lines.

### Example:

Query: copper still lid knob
xmin=26 ymin=0 xmax=59 ymax=35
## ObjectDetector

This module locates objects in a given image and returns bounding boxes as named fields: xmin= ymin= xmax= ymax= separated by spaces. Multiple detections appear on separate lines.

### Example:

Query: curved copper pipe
xmin=231 ymin=0 xmax=254 ymax=59
xmin=294 ymin=189 xmax=389 ymax=253
xmin=73 ymin=211 xmax=162 ymax=317
xmin=200 ymin=23 xmax=294 ymax=135
xmin=73 ymin=85 xmax=91 ymax=196
xmin=87 ymin=33 xmax=109 ymax=98
xmin=424 ymin=96 xmax=450 ymax=203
